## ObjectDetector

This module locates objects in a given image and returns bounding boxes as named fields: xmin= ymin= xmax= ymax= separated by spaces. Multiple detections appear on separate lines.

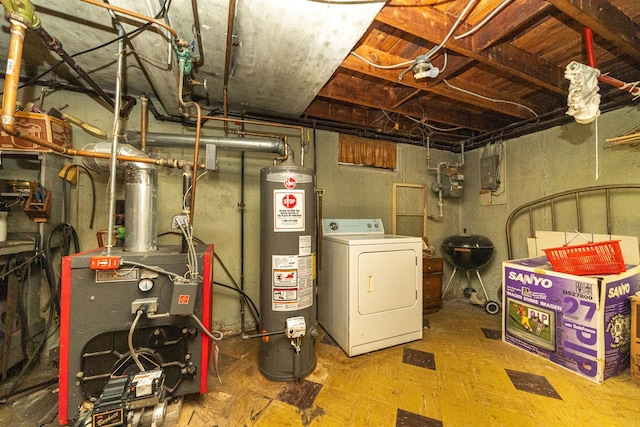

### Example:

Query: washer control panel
xmin=322 ymin=218 xmax=384 ymax=235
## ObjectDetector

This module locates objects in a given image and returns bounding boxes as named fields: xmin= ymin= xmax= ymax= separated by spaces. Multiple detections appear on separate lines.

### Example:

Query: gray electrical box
xmin=480 ymin=154 xmax=499 ymax=191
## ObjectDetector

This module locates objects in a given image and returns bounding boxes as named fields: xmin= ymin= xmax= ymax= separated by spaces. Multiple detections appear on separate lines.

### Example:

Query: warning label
xmin=271 ymin=254 xmax=313 ymax=312
xmin=274 ymin=189 xmax=304 ymax=231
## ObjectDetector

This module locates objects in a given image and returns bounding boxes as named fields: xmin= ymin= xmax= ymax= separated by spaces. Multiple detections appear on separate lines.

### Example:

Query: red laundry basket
xmin=543 ymin=240 xmax=626 ymax=276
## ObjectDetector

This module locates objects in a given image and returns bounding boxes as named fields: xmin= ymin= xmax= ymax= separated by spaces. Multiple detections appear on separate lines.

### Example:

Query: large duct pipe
xmin=82 ymin=143 xmax=158 ymax=252
xmin=125 ymin=131 xmax=288 ymax=156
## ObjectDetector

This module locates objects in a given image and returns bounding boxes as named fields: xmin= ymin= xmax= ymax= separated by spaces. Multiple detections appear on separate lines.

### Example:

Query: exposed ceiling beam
xmin=381 ymin=0 xmax=566 ymax=94
xmin=546 ymin=0 xmax=640 ymax=66
xmin=343 ymin=46 xmax=535 ymax=119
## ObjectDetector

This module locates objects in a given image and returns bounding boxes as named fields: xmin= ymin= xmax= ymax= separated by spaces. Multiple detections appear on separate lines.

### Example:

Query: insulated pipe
xmin=1 ymin=19 xmax=26 ymax=135
xmin=125 ymin=131 xmax=287 ymax=155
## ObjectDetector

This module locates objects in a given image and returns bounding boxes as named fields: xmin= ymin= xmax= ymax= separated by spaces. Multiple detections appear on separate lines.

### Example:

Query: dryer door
xmin=358 ymin=249 xmax=418 ymax=314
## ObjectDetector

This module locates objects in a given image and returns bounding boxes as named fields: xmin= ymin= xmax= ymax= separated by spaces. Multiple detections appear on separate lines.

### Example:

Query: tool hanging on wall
xmin=47 ymin=107 xmax=107 ymax=139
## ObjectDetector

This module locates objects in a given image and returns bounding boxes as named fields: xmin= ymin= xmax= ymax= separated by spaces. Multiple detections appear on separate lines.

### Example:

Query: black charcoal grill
xmin=441 ymin=231 xmax=500 ymax=314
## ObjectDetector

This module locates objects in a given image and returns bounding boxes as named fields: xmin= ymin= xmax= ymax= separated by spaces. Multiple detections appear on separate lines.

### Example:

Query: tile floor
xmin=0 ymin=297 xmax=638 ymax=426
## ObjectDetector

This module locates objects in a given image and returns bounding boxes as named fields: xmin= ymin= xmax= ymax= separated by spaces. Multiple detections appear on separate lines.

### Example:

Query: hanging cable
xmin=443 ymin=79 xmax=538 ymax=117
xmin=453 ymin=0 xmax=514 ymax=40
xmin=128 ymin=309 xmax=146 ymax=372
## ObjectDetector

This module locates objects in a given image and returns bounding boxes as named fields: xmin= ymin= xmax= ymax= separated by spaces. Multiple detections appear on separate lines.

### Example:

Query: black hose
xmin=7 ymin=223 xmax=79 ymax=395
xmin=214 ymin=281 xmax=259 ymax=322
xmin=43 ymin=223 xmax=79 ymax=317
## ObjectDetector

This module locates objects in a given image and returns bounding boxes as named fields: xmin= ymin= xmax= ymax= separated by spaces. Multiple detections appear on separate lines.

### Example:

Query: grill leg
xmin=442 ymin=267 xmax=458 ymax=297
xmin=475 ymin=269 xmax=489 ymax=301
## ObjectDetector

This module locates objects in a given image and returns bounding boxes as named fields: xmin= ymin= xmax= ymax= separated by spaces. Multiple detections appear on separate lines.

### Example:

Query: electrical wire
xmin=128 ymin=310 xmax=146 ymax=372
xmin=190 ymin=313 xmax=223 ymax=341
xmin=423 ymin=0 xmax=477 ymax=59
xmin=215 ymin=281 xmax=259 ymax=322
xmin=156 ymin=231 xmax=260 ymax=326
xmin=349 ymin=51 xmax=413 ymax=70
xmin=119 ymin=260 xmax=182 ymax=281
xmin=453 ymin=0 xmax=514 ymax=40
xmin=6 ymin=223 xmax=79 ymax=395
xmin=443 ymin=79 xmax=539 ymax=117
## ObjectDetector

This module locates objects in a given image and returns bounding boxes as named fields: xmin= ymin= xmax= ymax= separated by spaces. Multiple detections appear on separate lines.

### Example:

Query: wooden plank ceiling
xmin=302 ymin=0 xmax=640 ymax=151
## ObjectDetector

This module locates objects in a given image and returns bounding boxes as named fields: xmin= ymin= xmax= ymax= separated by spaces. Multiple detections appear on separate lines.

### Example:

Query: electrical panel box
xmin=480 ymin=154 xmax=500 ymax=191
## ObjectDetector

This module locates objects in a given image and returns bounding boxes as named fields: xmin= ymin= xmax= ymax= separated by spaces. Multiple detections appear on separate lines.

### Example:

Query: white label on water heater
xmin=274 ymin=189 xmax=305 ymax=232
xmin=299 ymin=235 xmax=311 ymax=255
xmin=271 ymin=255 xmax=313 ymax=311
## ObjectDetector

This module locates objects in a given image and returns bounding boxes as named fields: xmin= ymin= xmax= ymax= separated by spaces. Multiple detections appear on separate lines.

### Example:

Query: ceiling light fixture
xmin=412 ymin=55 xmax=439 ymax=80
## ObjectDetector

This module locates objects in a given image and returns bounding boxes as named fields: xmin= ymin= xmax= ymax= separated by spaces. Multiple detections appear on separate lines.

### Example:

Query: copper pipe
xmin=1 ymin=20 xmax=27 ymax=134
xmin=191 ymin=0 xmax=204 ymax=68
xmin=188 ymin=102 xmax=201 ymax=225
xmin=140 ymin=95 xmax=148 ymax=151
xmin=0 ymin=14 xmax=188 ymax=168
xmin=177 ymin=68 xmax=202 ymax=225
xmin=79 ymin=0 xmax=178 ymax=39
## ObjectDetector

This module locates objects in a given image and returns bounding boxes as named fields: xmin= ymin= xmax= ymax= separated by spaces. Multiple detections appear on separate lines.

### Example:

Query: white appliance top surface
xmin=322 ymin=218 xmax=385 ymax=235
xmin=323 ymin=233 xmax=423 ymax=245
xmin=322 ymin=219 xmax=422 ymax=245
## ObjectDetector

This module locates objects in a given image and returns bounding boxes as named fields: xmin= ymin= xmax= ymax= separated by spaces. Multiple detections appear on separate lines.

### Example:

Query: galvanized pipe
xmin=104 ymin=16 xmax=126 ymax=253
xmin=125 ymin=131 xmax=287 ymax=155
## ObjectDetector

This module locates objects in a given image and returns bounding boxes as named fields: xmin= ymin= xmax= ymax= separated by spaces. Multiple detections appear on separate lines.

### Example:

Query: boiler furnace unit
xmin=319 ymin=218 xmax=423 ymax=356
xmin=58 ymin=245 xmax=214 ymax=426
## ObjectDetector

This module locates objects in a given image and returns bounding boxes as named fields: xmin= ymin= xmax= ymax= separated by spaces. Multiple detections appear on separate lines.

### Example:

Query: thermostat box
xmin=502 ymin=256 xmax=640 ymax=383
xmin=0 ymin=112 xmax=72 ymax=151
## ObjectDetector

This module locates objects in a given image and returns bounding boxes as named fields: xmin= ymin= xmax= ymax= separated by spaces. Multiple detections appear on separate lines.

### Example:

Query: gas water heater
xmin=259 ymin=163 xmax=317 ymax=381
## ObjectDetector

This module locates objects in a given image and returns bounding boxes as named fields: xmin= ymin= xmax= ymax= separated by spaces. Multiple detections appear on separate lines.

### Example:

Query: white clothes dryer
xmin=318 ymin=218 xmax=423 ymax=356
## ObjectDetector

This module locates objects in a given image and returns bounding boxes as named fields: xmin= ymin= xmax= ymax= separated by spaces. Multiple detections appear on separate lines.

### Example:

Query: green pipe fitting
xmin=0 ymin=0 xmax=41 ymax=29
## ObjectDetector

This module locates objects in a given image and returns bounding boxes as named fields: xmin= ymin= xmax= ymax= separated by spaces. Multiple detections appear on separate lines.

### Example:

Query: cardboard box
xmin=503 ymin=256 xmax=640 ymax=383
xmin=630 ymin=295 xmax=640 ymax=386
xmin=0 ymin=112 xmax=72 ymax=151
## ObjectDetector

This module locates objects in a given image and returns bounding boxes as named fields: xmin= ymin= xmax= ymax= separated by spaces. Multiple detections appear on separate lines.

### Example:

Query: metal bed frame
xmin=505 ymin=184 xmax=640 ymax=260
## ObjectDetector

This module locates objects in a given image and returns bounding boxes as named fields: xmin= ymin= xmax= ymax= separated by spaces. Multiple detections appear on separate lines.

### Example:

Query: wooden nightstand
xmin=423 ymin=256 xmax=443 ymax=313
